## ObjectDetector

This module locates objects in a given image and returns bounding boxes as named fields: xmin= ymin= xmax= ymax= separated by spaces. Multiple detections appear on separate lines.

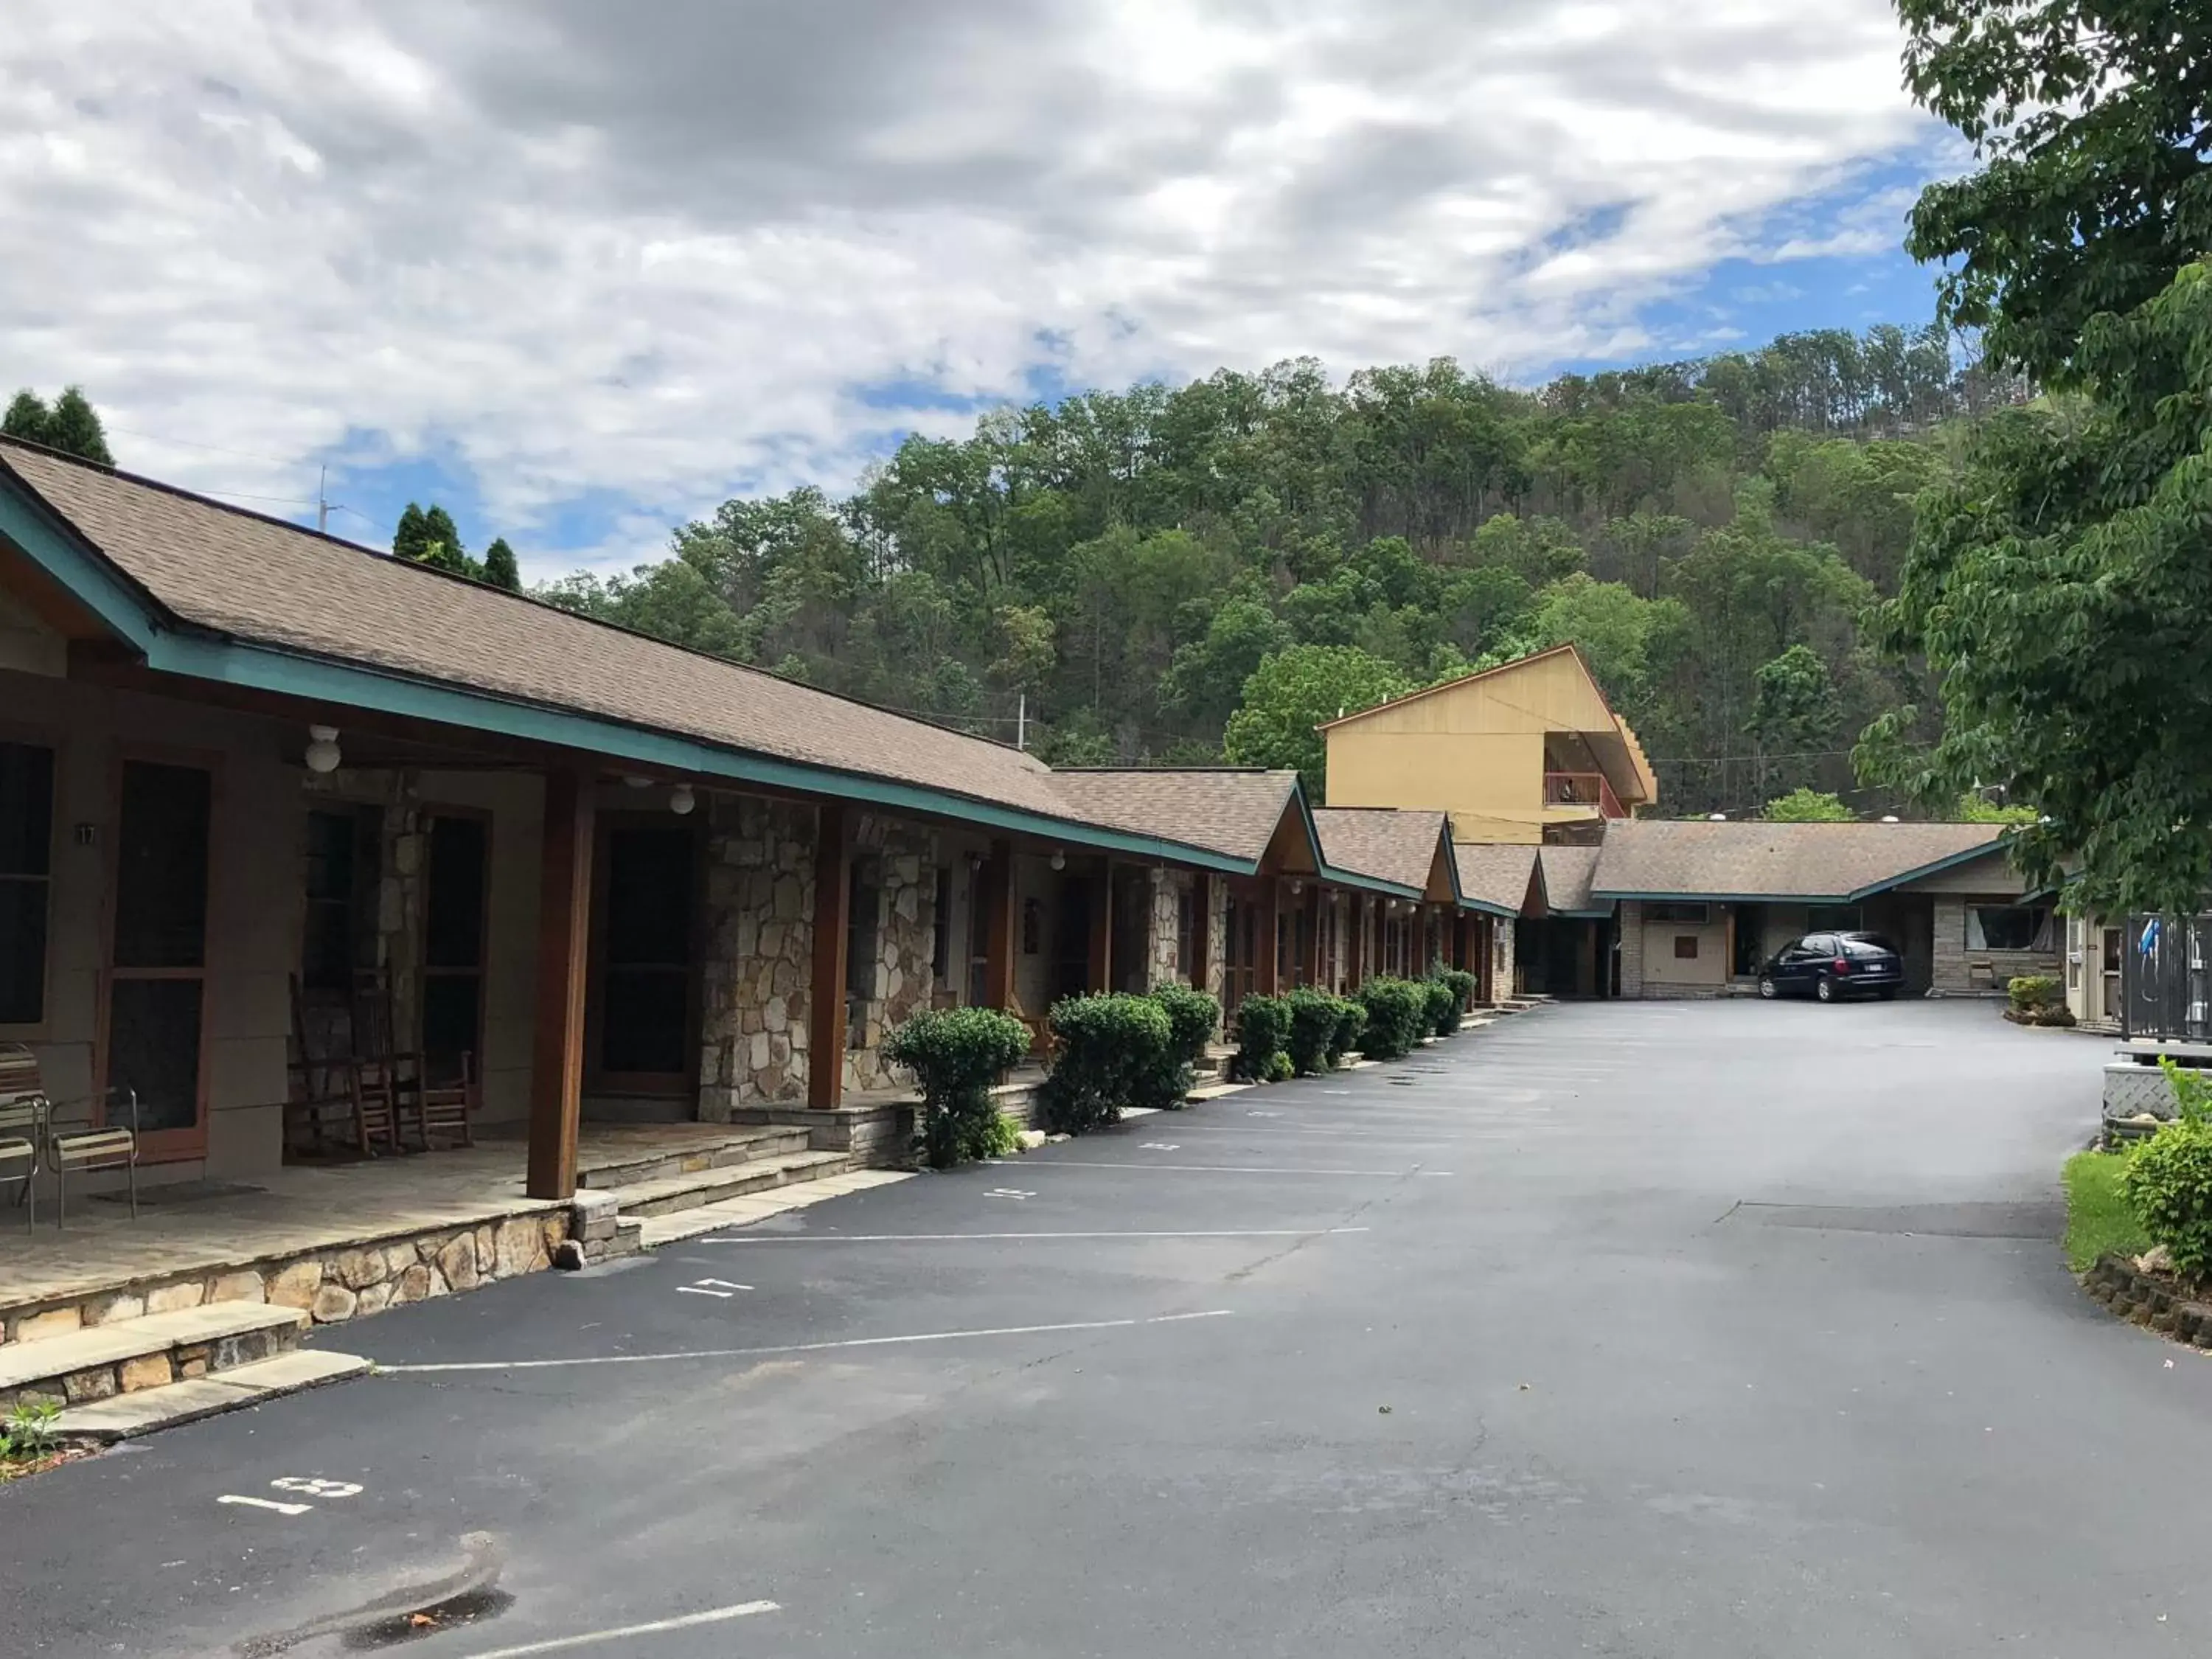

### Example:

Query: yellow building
xmin=1318 ymin=644 xmax=1658 ymax=844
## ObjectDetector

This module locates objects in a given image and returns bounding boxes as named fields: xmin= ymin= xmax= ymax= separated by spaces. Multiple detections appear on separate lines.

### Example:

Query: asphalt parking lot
xmin=7 ymin=998 xmax=2202 ymax=1659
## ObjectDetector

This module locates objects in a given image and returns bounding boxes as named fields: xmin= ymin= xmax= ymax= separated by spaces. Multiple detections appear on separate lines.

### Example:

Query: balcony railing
xmin=1543 ymin=771 xmax=1627 ymax=818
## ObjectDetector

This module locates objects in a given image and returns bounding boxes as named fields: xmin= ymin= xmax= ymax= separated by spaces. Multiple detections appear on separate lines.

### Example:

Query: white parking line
xmin=380 ymin=1310 xmax=1234 ymax=1374
xmin=457 ymin=1600 xmax=780 ymax=1658
xmin=1010 ymin=1160 xmax=1424 ymax=1177
xmin=700 ymin=1228 xmax=1372 ymax=1243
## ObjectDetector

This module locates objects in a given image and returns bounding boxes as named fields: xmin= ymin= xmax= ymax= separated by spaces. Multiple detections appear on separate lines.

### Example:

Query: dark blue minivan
xmin=1758 ymin=931 xmax=1905 ymax=1002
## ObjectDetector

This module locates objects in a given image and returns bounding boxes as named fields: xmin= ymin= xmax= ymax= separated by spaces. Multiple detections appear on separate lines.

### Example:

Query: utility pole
xmin=1016 ymin=692 xmax=1026 ymax=752
xmin=316 ymin=465 xmax=345 ymax=535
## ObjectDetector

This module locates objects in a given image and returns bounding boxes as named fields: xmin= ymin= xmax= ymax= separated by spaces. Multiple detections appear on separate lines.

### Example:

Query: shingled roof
xmin=1310 ymin=807 xmax=1452 ymax=897
xmin=1537 ymin=844 xmax=1606 ymax=915
xmin=1047 ymin=769 xmax=1306 ymax=865
xmin=0 ymin=440 xmax=1258 ymax=868
xmin=1453 ymin=843 xmax=1541 ymax=917
xmin=1590 ymin=818 xmax=2010 ymax=902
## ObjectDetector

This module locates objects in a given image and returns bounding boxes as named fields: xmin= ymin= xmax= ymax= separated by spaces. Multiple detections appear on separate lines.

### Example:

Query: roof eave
xmin=1844 ymin=838 xmax=2013 ymax=902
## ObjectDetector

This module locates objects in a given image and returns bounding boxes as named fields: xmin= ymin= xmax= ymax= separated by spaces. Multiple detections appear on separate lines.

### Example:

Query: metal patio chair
xmin=0 ymin=1044 xmax=45 ymax=1231
xmin=47 ymin=1080 xmax=139 ymax=1227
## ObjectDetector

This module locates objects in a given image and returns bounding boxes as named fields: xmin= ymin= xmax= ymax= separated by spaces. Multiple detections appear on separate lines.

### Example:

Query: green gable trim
xmin=0 ymin=481 xmax=167 ymax=653
xmin=0 ymin=472 xmax=1262 ymax=874
xmin=1458 ymin=896 xmax=1520 ymax=919
xmin=1317 ymin=863 xmax=1425 ymax=900
xmin=1845 ymin=840 xmax=2013 ymax=902
xmin=1593 ymin=889 xmax=1854 ymax=905
xmin=156 ymin=632 xmax=1262 ymax=872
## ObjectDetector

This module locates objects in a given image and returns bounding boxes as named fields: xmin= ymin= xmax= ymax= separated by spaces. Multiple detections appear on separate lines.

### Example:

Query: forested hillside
xmin=541 ymin=324 xmax=2028 ymax=814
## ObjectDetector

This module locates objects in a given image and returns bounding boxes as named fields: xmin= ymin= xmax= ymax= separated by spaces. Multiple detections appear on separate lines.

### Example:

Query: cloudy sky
xmin=2 ymin=1 xmax=1949 ymax=577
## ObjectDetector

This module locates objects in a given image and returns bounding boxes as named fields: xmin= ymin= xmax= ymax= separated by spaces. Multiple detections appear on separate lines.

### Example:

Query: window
xmin=421 ymin=815 xmax=488 ymax=1077
xmin=1673 ymin=935 xmax=1699 ymax=960
xmin=0 ymin=741 xmax=55 ymax=1025
xmin=846 ymin=858 xmax=880 ymax=1006
xmin=1646 ymin=902 xmax=1709 ymax=925
xmin=931 ymin=866 xmax=953 ymax=984
xmin=1842 ymin=935 xmax=1897 ymax=957
xmin=1966 ymin=903 xmax=2053 ymax=952
xmin=302 ymin=807 xmax=377 ymax=993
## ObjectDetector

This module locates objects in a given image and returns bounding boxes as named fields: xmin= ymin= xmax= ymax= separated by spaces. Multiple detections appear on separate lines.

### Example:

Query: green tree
xmin=1899 ymin=0 xmax=2212 ymax=386
xmin=3 ymin=385 xmax=114 ymax=463
xmin=392 ymin=504 xmax=432 ymax=563
xmin=1747 ymin=644 xmax=1838 ymax=796
xmin=1223 ymin=645 xmax=1411 ymax=797
xmin=1761 ymin=787 xmax=1855 ymax=823
xmin=418 ymin=505 xmax=469 ymax=575
xmin=481 ymin=537 xmax=520 ymax=591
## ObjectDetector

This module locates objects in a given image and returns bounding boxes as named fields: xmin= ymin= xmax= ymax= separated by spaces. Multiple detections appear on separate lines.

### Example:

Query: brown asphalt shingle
xmin=2 ymin=440 xmax=1224 ymax=849
xmin=1590 ymin=818 xmax=2008 ymax=900
xmin=1046 ymin=770 xmax=1302 ymax=864
xmin=1453 ymin=843 xmax=1541 ymax=915
xmin=1310 ymin=807 xmax=1449 ymax=894
xmin=1537 ymin=844 xmax=1604 ymax=914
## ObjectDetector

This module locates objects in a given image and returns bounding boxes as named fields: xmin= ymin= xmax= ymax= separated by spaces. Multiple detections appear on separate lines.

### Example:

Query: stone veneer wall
xmin=699 ymin=794 xmax=818 ymax=1118
xmin=1617 ymin=901 xmax=1644 ymax=997
xmin=1146 ymin=868 xmax=1192 ymax=990
xmin=0 ymin=1208 xmax=572 ymax=1411
xmin=1492 ymin=917 xmax=1516 ymax=998
xmin=1203 ymin=877 xmax=1229 ymax=1011
xmin=1928 ymin=894 xmax=2062 ymax=996
xmin=843 ymin=815 xmax=939 ymax=1095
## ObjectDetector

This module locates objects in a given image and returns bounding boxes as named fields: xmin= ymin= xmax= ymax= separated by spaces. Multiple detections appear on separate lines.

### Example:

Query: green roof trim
xmin=1843 ymin=839 xmax=2015 ymax=902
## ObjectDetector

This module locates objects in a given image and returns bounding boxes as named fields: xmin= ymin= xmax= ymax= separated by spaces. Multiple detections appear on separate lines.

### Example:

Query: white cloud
xmin=0 ymin=0 xmax=1943 ymax=571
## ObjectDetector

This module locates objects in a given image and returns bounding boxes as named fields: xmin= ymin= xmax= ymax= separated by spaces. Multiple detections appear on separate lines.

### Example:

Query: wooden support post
xmin=810 ymin=804 xmax=851 ymax=1110
xmin=1292 ymin=889 xmax=1310 ymax=995
xmin=1190 ymin=872 xmax=1213 ymax=994
xmin=1257 ymin=881 xmax=1280 ymax=996
xmin=526 ymin=766 xmax=593 ymax=1201
xmin=1088 ymin=866 xmax=1113 ymax=993
xmin=1349 ymin=895 xmax=1366 ymax=988
xmin=981 ymin=838 xmax=1015 ymax=1010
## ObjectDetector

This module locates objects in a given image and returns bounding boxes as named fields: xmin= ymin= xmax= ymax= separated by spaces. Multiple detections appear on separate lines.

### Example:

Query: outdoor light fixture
xmin=1050 ymin=849 xmax=1066 ymax=872
xmin=1290 ymin=879 xmax=1304 ymax=895
xmin=1708 ymin=813 xmax=1727 ymax=822
xmin=1881 ymin=814 xmax=1899 ymax=823
xmin=669 ymin=784 xmax=696 ymax=816
xmin=304 ymin=726 xmax=341 ymax=774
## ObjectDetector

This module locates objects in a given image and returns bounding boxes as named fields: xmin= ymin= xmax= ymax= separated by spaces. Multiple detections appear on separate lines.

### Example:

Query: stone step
xmin=579 ymin=1127 xmax=814 ymax=1190
xmin=611 ymin=1150 xmax=852 ymax=1219
xmin=1186 ymin=1080 xmax=1252 ymax=1104
xmin=0 ymin=1301 xmax=309 ymax=1411
xmin=52 ymin=1349 xmax=372 ymax=1444
xmin=631 ymin=1168 xmax=914 ymax=1250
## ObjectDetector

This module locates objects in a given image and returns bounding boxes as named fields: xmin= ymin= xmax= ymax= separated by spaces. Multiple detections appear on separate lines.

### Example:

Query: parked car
xmin=1758 ymin=932 xmax=1904 ymax=1002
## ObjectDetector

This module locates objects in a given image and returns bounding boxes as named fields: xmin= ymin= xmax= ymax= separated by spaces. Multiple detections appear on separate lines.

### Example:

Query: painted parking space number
xmin=1141 ymin=1142 xmax=1181 ymax=1151
xmin=985 ymin=1188 xmax=1034 ymax=1200
xmin=219 ymin=1475 xmax=364 ymax=1517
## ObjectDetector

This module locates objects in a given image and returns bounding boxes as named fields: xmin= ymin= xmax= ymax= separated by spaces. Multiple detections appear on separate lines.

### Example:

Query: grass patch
xmin=2063 ymin=1150 xmax=2150 ymax=1270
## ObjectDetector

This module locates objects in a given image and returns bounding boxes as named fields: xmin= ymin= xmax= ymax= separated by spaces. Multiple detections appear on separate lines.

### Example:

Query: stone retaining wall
xmin=2083 ymin=1252 xmax=2212 ymax=1347
xmin=0 ymin=1207 xmax=575 ymax=1363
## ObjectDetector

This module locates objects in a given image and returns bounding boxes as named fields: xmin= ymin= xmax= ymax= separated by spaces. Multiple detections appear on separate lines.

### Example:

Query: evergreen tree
xmin=392 ymin=503 xmax=432 ymax=563
xmin=481 ymin=537 xmax=520 ymax=591
xmin=44 ymin=388 xmax=114 ymax=465
xmin=419 ymin=505 xmax=469 ymax=575
xmin=3 ymin=390 xmax=52 ymax=446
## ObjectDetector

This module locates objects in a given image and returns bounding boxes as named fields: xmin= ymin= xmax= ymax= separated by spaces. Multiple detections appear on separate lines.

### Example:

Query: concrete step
xmin=631 ymin=1168 xmax=914 ymax=1249
xmin=1186 ymin=1080 xmax=1252 ymax=1103
xmin=579 ymin=1127 xmax=814 ymax=1190
xmin=0 ymin=1301 xmax=309 ymax=1411
xmin=52 ymin=1349 xmax=371 ymax=1444
xmin=611 ymin=1150 xmax=852 ymax=1220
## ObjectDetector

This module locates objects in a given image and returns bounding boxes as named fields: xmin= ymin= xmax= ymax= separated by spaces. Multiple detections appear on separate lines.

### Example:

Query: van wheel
xmin=1758 ymin=975 xmax=1778 ymax=999
xmin=1815 ymin=975 xmax=1836 ymax=1003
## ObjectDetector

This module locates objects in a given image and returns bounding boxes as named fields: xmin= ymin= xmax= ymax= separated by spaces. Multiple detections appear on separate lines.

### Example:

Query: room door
xmin=101 ymin=757 xmax=214 ymax=1162
xmin=588 ymin=821 xmax=698 ymax=1096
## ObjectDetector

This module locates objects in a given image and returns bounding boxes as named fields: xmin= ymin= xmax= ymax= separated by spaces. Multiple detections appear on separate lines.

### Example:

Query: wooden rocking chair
xmin=349 ymin=972 xmax=426 ymax=1153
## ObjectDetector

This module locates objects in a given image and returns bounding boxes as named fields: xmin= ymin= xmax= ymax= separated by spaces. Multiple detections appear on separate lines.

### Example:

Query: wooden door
xmin=101 ymin=757 xmax=214 ymax=1161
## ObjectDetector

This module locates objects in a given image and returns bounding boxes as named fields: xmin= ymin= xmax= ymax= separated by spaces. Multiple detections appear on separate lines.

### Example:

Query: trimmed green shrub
xmin=1234 ymin=993 xmax=1291 ymax=1081
xmin=1355 ymin=978 xmax=1428 ymax=1061
xmin=1151 ymin=984 xmax=1220 ymax=1070
xmin=1285 ymin=987 xmax=1354 ymax=1076
xmin=1441 ymin=967 xmax=1477 ymax=1017
xmin=1422 ymin=977 xmax=1459 ymax=1039
xmin=1265 ymin=1051 xmax=1295 ymax=1082
xmin=2124 ymin=1117 xmax=2212 ymax=1280
xmin=884 ymin=1006 xmax=1032 ymax=1169
xmin=1040 ymin=992 xmax=1175 ymax=1134
xmin=1327 ymin=999 xmax=1366 ymax=1067
xmin=2007 ymin=974 xmax=2062 ymax=1013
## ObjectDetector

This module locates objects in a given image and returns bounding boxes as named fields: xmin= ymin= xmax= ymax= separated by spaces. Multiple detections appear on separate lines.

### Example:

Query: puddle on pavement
xmin=344 ymin=1587 xmax=518 ymax=1649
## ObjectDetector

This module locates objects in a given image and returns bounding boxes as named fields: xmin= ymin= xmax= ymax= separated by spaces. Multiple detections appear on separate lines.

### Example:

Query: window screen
xmin=0 ymin=741 xmax=54 ymax=1024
